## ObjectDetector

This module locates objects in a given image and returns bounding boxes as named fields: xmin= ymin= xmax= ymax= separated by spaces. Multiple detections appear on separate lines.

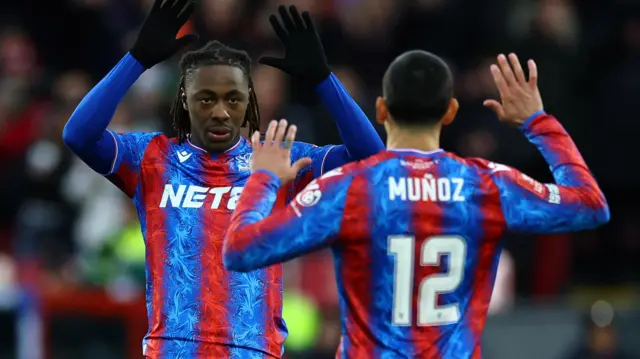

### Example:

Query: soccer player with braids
xmin=170 ymin=41 xmax=262 ymax=145
xmin=62 ymin=1 xmax=384 ymax=358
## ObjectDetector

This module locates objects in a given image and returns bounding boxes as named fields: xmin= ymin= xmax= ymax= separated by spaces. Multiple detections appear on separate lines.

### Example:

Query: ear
xmin=441 ymin=98 xmax=459 ymax=126
xmin=376 ymin=96 xmax=388 ymax=125
xmin=181 ymin=88 xmax=188 ymax=111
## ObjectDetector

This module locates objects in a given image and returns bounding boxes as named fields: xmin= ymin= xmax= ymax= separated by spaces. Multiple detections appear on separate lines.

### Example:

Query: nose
xmin=210 ymin=102 xmax=231 ymax=121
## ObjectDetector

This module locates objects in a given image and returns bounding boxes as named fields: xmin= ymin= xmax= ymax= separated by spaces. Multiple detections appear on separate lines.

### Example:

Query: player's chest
xmin=143 ymin=154 xmax=252 ymax=212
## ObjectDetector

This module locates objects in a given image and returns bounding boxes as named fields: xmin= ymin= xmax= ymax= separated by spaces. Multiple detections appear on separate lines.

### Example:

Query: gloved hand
xmin=259 ymin=5 xmax=331 ymax=87
xmin=130 ymin=0 xmax=198 ymax=69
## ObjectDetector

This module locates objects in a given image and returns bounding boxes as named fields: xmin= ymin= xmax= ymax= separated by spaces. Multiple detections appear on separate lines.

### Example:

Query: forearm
xmin=521 ymin=111 xmax=608 ymax=216
xmin=62 ymin=53 xmax=145 ymax=173
xmin=223 ymin=171 xmax=283 ymax=272
xmin=223 ymin=170 xmax=345 ymax=271
xmin=315 ymin=73 xmax=384 ymax=160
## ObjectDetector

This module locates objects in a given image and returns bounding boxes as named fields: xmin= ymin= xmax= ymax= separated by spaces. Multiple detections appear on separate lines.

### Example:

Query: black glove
xmin=259 ymin=5 xmax=331 ymax=86
xmin=130 ymin=0 xmax=198 ymax=69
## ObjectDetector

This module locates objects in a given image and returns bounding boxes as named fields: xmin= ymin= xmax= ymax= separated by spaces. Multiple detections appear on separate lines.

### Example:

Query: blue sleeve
xmin=314 ymin=73 xmax=384 ymax=168
xmin=490 ymin=113 xmax=609 ymax=233
xmin=223 ymin=169 xmax=351 ymax=272
xmin=290 ymin=142 xmax=337 ymax=179
xmin=107 ymin=131 xmax=162 ymax=198
xmin=62 ymin=53 xmax=145 ymax=174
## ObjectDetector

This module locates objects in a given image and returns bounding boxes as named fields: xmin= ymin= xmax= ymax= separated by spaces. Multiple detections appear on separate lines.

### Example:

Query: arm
xmin=223 ymin=170 xmax=351 ymax=272
xmin=63 ymin=0 xmax=195 ymax=176
xmin=258 ymin=6 xmax=385 ymax=170
xmin=491 ymin=112 xmax=609 ymax=233
xmin=62 ymin=53 xmax=160 ymax=197
xmin=314 ymin=73 xmax=385 ymax=169
xmin=62 ymin=53 xmax=145 ymax=174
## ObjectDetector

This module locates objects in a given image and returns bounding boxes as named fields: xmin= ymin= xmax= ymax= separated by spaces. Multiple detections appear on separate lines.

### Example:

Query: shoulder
xmin=294 ymin=153 xmax=394 ymax=210
xmin=458 ymin=156 xmax=548 ymax=196
xmin=110 ymin=131 xmax=166 ymax=148
xmin=109 ymin=132 xmax=168 ymax=166
xmin=290 ymin=141 xmax=317 ymax=150
xmin=310 ymin=151 xmax=393 ymax=187
xmin=450 ymin=154 xmax=515 ymax=177
xmin=290 ymin=141 xmax=335 ymax=159
xmin=293 ymin=166 xmax=355 ymax=208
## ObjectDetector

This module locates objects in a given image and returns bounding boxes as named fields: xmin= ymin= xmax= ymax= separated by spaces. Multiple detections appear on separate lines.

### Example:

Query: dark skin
xmin=181 ymin=65 xmax=250 ymax=152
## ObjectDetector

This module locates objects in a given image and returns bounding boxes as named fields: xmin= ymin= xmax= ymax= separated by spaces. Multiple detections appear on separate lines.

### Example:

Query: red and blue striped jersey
xmin=223 ymin=114 xmax=609 ymax=359
xmin=106 ymin=133 xmax=339 ymax=359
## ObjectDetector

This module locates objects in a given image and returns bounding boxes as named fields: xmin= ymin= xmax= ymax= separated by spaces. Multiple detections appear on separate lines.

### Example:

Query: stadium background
xmin=0 ymin=0 xmax=638 ymax=358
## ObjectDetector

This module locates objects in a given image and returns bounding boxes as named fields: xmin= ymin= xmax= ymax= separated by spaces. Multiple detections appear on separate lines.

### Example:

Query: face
xmin=182 ymin=65 xmax=249 ymax=152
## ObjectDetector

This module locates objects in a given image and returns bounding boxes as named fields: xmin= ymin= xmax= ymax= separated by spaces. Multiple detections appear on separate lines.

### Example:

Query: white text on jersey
xmin=388 ymin=176 xmax=466 ymax=202
xmin=159 ymin=185 xmax=244 ymax=209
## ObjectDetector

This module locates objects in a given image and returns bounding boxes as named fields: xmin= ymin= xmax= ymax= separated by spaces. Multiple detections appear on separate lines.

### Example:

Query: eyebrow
xmin=193 ymin=89 xmax=246 ymax=97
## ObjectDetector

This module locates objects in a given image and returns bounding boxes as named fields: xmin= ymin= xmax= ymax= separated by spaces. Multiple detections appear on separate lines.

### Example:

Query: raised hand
xmin=250 ymin=119 xmax=312 ymax=185
xmin=259 ymin=5 xmax=330 ymax=86
xmin=483 ymin=53 xmax=544 ymax=126
xmin=130 ymin=0 xmax=198 ymax=69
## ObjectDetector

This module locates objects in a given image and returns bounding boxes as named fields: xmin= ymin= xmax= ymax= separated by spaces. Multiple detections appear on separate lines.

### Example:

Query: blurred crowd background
xmin=0 ymin=0 xmax=639 ymax=358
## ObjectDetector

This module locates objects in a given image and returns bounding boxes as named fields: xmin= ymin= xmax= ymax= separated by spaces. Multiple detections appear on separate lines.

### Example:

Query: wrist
xmin=308 ymin=67 xmax=331 ymax=88
xmin=124 ymin=52 xmax=147 ymax=71
xmin=313 ymin=72 xmax=337 ymax=93
xmin=520 ymin=110 xmax=546 ymax=130
xmin=128 ymin=47 xmax=153 ymax=69
xmin=252 ymin=170 xmax=282 ymax=188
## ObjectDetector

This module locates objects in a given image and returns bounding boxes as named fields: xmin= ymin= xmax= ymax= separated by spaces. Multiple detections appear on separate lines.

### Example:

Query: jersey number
xmin=388 ymin=235 xmax=466 ymax=326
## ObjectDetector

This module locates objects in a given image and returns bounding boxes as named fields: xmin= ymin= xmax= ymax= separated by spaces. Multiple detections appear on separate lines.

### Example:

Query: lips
xmin=206 ymin=126 xmax=233 ymax=142
xmin=208 ymin=127 xmax=231 ymax=135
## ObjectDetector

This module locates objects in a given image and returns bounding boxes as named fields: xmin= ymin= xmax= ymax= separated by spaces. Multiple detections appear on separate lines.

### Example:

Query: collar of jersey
xmin=186 ymin=137 xmax=250 ymax=157
xmin=388 ymin=148 xmax=444 ymax=157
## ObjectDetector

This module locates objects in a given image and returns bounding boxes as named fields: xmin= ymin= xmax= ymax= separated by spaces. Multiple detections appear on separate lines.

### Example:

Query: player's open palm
xmin=483 ymin=53 xmax=544 ymax=126
xmin=251 ymin=120 xmax=312 ymax=184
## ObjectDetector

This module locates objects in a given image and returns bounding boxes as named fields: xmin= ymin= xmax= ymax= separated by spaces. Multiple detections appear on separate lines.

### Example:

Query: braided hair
xmin=170 ymin=40 xmax=260 ymax=143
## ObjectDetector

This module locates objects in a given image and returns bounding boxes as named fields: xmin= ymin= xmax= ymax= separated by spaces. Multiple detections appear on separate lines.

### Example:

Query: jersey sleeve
xmin=314 ymin=73 xmax=385 ymax=161
xmin=223 ymin=168 xmax=352 ymax=272
xmin=62 ymin=53 xmax=145 ymax=174
xmin=106 ymin=131 xmax=161 ymax=198
xmin=289 ymin=142 xmax=341 ymax=195
xmin=488 ymin=112 xmax=609 ymax=233
xmin=291 ymin=142 xmax=338 ymax=178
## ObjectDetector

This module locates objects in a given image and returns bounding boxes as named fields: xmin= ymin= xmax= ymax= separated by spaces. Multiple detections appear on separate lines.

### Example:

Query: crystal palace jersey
xmin=106 ymin=132 xmax=337 ymax=359
xmin=223 ymin=114 xmax=609 ymax=359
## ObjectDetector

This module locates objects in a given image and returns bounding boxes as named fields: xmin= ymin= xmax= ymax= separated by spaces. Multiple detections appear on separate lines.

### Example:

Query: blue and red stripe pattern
xmin=61 ymin=50 xmax=385 ymax=359
xmin=106 ymin=134 xmax=334 ymax=359
xmin=223 ymin=113 xmax=608 ymax=358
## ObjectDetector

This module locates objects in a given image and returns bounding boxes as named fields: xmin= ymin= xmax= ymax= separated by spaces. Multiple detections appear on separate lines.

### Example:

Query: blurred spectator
xmin=563 ymin=303 xmax=633 ymax=359
xmin=81 ymin=201 xmax=145 ymax=290
xmin=281 ymin=289 xmax=320 ymax=354
xmin=0 ymin=28 xmax=47 ymax=231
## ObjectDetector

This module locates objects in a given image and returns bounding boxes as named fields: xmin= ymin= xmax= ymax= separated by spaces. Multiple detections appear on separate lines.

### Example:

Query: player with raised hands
xmin=62 ymin=1 xmax=384 ymax=358
xmin=223 ymin=51 xmax=609 ymax=358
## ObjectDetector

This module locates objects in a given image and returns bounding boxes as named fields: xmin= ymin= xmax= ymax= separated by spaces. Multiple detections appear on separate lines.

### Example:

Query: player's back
xmin=335 ymin=149 xmax=506 ymax=359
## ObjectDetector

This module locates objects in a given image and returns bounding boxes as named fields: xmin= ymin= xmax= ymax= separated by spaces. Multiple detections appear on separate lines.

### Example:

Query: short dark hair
xmin=170 ymin=40 xmax=260 ymax=142
xmin=382 ymin=50 xmax=453 ymax=126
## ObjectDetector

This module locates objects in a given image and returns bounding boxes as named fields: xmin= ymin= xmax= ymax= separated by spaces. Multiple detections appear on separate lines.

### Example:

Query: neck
xmin=186 ymin=134 xmax=242 ymax=154
xmin=386 ymin=127 xmax=441 ymax=152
